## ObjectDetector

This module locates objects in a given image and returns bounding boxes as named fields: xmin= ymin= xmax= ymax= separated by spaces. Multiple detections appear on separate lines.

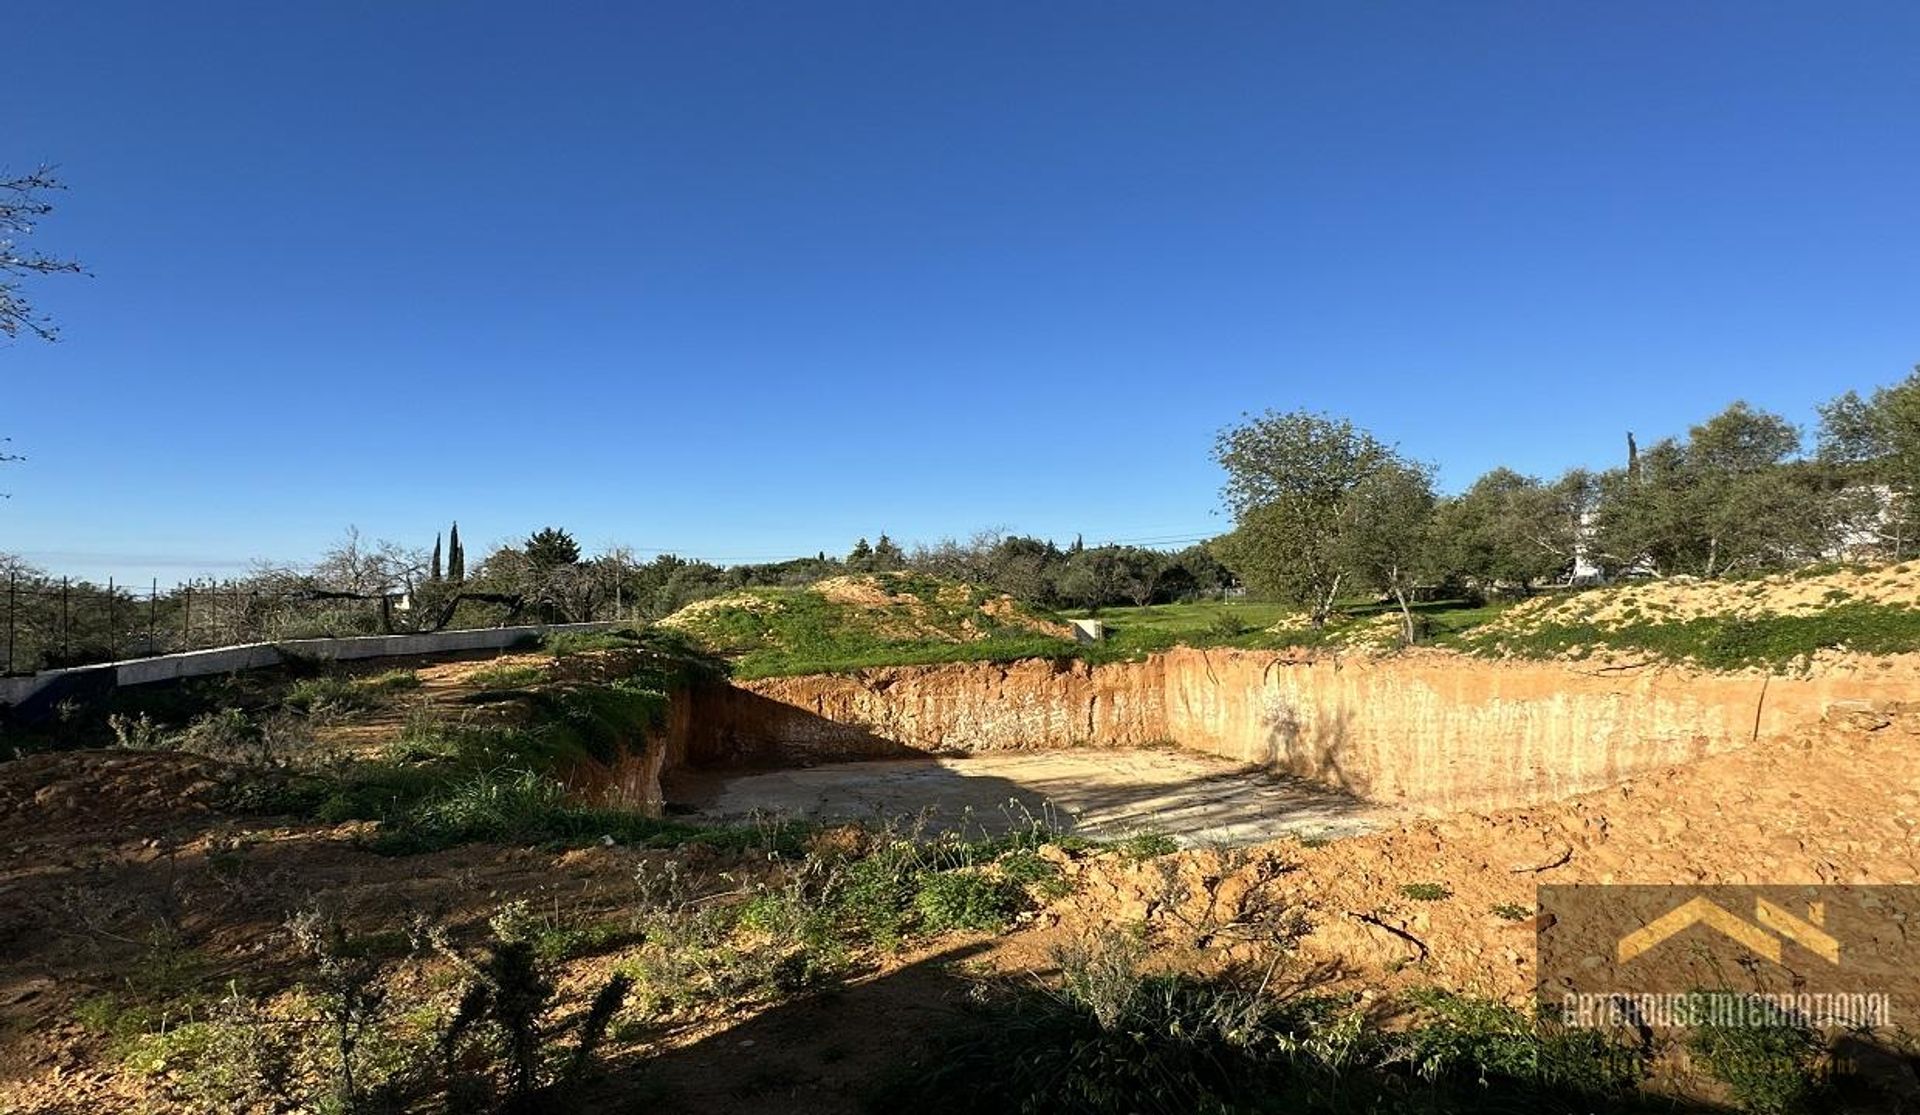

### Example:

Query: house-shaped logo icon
xmin=1618 ymin=897 xmax=1840 ymax=966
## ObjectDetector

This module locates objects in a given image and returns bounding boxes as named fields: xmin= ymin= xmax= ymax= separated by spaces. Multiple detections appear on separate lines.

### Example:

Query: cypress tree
xmin=430 ymin=535 xmax=443 ymax=582
xmin=449 ymin=522 xmax=465 ymax=582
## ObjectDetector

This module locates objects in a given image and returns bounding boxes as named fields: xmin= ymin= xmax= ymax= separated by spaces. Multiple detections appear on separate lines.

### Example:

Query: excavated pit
xmin=670 ymin=749 xmax=1383 ymax=845
xmin=649 ymin=646 xmax=1919 ymax=844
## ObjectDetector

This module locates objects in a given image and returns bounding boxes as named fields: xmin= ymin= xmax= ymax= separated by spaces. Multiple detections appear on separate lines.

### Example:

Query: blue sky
xmin=6 ymin=2 xmax=1918 ymax=581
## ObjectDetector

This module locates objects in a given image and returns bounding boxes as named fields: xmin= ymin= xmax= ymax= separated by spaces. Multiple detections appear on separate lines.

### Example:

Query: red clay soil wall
xmin=665 ymin=648 xmax=1920 ymax=813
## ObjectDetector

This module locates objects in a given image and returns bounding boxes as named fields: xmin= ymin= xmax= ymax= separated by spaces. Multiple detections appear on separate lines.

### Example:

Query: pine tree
xmin=873 ymin=533 xmax=907 ymax=571
xmin=430 ymin=535 xmax=443 ymax=582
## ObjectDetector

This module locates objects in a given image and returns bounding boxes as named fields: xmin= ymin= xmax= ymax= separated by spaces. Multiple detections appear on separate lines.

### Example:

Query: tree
xmin=1336 ymin=462 xmax=1437 ymax=643
xmin=447 ymin=522 xmax=465 ymax=582
xmin=524 ymin=527 xmax=581 ymax=570
xmin=1055 ymin=546 xmax=1124 ymax=612
xmin=312 ymin=527 xmax=426 ymax=597
xmin=429 ymin=535 xmax=443 ymax=582
xmin=1213 ymin=410 xmax=1392 ymax=626
xmin=2 ymin=167 xmax=84 ymax=343
xmin=846 ymin=538 xmax=874 ymax=571
xmin=1431 ymin=468 xmax=1577 ymax=592
xmin=1818 ymin=368 xmax=1920 ymax=558
xmin=870 ymin=534 xmax=908 ymax=572
xmin=1594 ymin=402 xmax=1832 ymax=577
xmin=1161 ymin=543 xmax=1231 ymax=601
xmin=1115 ymin=548 xmax=1168 ymax=608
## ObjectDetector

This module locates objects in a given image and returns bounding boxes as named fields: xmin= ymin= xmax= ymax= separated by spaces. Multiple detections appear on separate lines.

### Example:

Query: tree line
xmin=1212 ymin=367 xmax=1920 ymax=642
xmin=8 ymin=367 xmax=1916 ymax=671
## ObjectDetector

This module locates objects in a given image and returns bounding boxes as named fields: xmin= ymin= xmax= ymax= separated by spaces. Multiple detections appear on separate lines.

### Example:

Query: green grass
xmin=374 ymin=768 xmax=770 ymax=854
xmin=664 ymin=574 xmax=1523 ymax=679
xmin=277 ymin=663 xmax=684 ymax=852
xmin=670 ymin=578 xmax=1090 ymax=679
xmin=467 ymin=662 xmax=549 ymax=689
xmin=1063 ymin=597 xmax=1510 ymax=661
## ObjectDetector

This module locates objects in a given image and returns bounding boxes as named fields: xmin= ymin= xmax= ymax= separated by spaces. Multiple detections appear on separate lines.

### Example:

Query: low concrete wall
xmin=0 ymin=622 xmax=620 ymax=717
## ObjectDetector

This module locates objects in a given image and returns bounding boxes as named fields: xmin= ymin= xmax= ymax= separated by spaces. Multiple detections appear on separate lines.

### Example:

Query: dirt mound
xmin=1059 ymin=699 xmax=1920 ymax=1002
xmin=0 ymin=749 xmax=235 ymax=838
xmin=660 ymin=573 xmax=1071 ymax=651
xmin=1485 ymin=560 xmax=1920 ymax=638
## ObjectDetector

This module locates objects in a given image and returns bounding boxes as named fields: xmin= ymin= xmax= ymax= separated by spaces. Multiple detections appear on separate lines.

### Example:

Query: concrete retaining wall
xmin=0 ymin=622 xmax=620 ymax=717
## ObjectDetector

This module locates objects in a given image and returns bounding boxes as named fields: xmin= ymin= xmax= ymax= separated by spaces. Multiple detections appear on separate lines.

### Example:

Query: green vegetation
xmin=879 ymin=932 xmax=1651 ymax=1114
xmin=1112 ymin=831 xmax=1181 ymax=861
xmin=662 ymin=573 xmax=1087 ymax=679
xmin=1456 ymin=599 xmax=1920 ymax=671
xmin=1400 ymin=881 xmax=1451 ymax=901
xmin=466 ymin=661 xmax=548 ymax=689
xmin=1685 ymin=995 xmax=1828 ymax=1114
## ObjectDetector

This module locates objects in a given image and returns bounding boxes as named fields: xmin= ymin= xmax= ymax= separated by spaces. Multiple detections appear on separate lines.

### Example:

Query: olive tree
xmin=1594 ymin=402 xmax=1833 ymax=577
xmin=1335 ymin=461 xmax=1437 ymax=643
xmin=1212 ymin=410 xmax=1391 ymax=626
xmin=1819 ymin=367 xmax=1920 ymax=558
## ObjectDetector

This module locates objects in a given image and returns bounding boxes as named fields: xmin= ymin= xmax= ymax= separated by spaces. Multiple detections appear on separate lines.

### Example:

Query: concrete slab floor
xmin=672 ymin=748 xmax=1388 ymax=847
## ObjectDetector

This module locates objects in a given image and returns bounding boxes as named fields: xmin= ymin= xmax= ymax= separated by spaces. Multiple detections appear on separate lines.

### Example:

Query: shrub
xmin=1114 ymin=832 xmax=1180 ymax=862
xmin=1401 ymin=882 xmax=1452 ymax=901
xmin=913 ymin=871 xmax=1023 ymax=934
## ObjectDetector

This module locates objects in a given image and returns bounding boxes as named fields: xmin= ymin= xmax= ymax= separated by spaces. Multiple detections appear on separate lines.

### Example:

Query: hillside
xmin=1455 ymin=560 xmax=1920 ymax=671
xmin=658 ymin=572 xmax=1079 ymax=678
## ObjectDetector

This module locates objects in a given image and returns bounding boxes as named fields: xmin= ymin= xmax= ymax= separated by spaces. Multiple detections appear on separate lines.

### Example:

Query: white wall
xmin=0 ymin=622 xmax=621 ymax=712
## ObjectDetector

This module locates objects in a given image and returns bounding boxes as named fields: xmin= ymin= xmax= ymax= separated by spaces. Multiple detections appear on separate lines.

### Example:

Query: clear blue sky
xmin=7 ymin=2 xmax=1918 ymax=581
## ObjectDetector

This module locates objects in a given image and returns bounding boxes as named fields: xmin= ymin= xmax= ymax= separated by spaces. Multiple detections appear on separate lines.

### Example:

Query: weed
xmin=1490 ymin=902 xmax=1532 ymax=921
xmin=284 ymin=675 xmax=371 ymax=715
xmin=1401 ymin=882 xmax=1451 ymax=901
xmin=108 ymin=712 xmax=167 ymax=750
xmin=1686 ymin=993 xmax=1827 ymax=1114
xmin=996 ymin=846 xmax=1074 ymax=899
xmin=1114 ymin=831 xmax=1181 ymax=862
xmin=488 ymin=899 xmax=626 ymax=963
xmin=912 ymin=870 xmax=1024 ymax=934
xmin=543 ymin=626 xmax=646 ymax=657
xmin=360 ymin=668 xmax=422 ymax=691
xmin=468 ymin=662 xmax=549 ymax=690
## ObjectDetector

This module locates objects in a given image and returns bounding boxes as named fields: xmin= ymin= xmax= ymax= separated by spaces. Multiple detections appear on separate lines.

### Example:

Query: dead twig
xmin=1509 ymin=847 xmax=1573 ymax=874
xmin=1345 ymin=910 xmax=1428 ymax=965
